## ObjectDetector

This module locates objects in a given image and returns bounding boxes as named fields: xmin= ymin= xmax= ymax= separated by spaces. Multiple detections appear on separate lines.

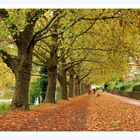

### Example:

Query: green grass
xmin=0 ymin=102 xmax=10 ymax=115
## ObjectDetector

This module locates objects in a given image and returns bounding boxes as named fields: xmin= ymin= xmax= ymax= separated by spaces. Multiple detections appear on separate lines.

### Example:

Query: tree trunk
xmin=45 ymin=17 xmax=58 ymax=103
xmin=45 ymin=69 xmax=57 ymax=103
xmin=11 ymin=47 xmax=33 ymax=110
xmin=77 ymin=81 xmax=81 ymax=96
xmin=74 ymin=75 xmax=79 ymax=96
xmin=40 ymin=66 xmax=48 ymax=102
xmin=69 ymin=73 xmax=74 ymax=98
xmin=75 ymin=82 xmax=78 ymax=96
xmin=58 ymin=70 xmax=68 ymax=100
xmin=82 ymin=84 xmax=86 ymax=94
xmin=81 ymin=83 xmax=86 ymax=95
xmin=80 ymin=82 xmax=83 ymax=95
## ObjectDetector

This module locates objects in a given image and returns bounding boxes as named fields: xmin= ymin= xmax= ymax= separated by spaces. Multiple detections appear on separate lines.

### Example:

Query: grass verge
xmin=0 ymin=102 xmax=10 ymax=115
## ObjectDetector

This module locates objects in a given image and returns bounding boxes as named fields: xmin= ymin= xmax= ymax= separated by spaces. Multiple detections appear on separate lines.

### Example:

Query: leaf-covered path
xmin=0 ymin=91 xmax=140 ymax=131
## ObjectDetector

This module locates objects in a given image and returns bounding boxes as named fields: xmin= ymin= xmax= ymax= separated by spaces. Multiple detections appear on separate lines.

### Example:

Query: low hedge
xmin=133 ymin=84 xmax=140 ymax=92
xmin=108 ymin=89 xmax=140 ymax=100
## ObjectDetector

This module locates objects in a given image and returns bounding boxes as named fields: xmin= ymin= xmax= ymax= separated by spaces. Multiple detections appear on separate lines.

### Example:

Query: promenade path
xmin=0 ymin=91 xmax=140 ymax=131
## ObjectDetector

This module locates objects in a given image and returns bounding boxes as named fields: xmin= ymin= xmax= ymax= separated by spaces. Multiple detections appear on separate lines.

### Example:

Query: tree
xmin=33 ymin=9 xmax=126 ymax=100
xmin=34 ymin=10 xmax=61 ymax=103
xmin=1 ymin=9 xmax=138 ymax=110
xmin=0 ymin=9 xmax=60 ymax=110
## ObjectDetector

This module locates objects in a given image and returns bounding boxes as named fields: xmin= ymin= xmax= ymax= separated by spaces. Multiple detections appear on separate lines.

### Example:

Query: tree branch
xmin=64 ymin=58 xmax=84 ymax=71
xmin=33 ymin=10 xmax=61 ymax=41
xmin=0 ymin=49 xmax=16 ymax=73
xmin=32 ymin=61 xmax=45 ymax=67
xmin=79 ymin=69 xmax=92 ymax=82
xmin=80 ymin=16 xmax=121 ymax=21
xmin=33 ymin=49 xmax=47 ymax=64
xmin=21 ymin=9 xmax=45 ymax=48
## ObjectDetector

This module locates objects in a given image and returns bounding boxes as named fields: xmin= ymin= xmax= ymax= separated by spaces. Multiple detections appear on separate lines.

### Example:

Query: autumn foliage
xmin=0 ymin=91 xmax=140 ymax=131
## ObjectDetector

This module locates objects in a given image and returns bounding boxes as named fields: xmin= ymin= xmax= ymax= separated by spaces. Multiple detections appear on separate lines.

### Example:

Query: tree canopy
xmin=0 ymin=9 xmax=140 ymax=110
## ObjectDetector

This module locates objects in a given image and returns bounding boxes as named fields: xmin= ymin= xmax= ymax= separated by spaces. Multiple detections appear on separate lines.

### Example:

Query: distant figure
xmin=90 ymin=85 xmax=96 ymax=94
xmin=103 ymin=84 xmax=108 ymax=91
xmin=92 ymin=86 xmax=96 ymax=94
xmin=87 ymin=88 xmax=91 ymax=95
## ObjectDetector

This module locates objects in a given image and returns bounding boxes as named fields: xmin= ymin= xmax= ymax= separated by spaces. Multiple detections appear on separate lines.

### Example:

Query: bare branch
xmin=0 ymin=49 xmax=17 ymax=73
xmin=64 ymin=58 xmax=84 ymax=71
xmin=70 ymin=47 xmax=114 ymax=52
xmin=32 ymin=61 xmax=45 ymax=67
xmin=33 ymin=49 xmax=47 ymax=64
xmin=33 ymin=10 xmax=61 ymax=41
xmin=79 ymin=69 xmax=92 ymax=82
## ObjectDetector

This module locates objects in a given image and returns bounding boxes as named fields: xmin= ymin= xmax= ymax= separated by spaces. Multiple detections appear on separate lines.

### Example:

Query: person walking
xmin=87 ymin=88 xmax=91 ymax=95
xmin=92 ymin=86 xmax=96 ymax=94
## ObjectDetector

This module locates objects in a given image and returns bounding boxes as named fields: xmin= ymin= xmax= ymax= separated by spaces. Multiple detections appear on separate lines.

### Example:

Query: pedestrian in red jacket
xmin=87 ymin=89 xmax=91 ymax=95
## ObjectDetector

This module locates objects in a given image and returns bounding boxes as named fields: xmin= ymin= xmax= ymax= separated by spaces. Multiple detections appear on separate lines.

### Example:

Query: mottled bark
xmin=45 ymin=48 xmax=57 ymax=103
xmin=11 ymin=45 xmax=34 ymax=110
xmin=45 ymin=68 xmax=57 ymax=103
xmin=80 ymin=82 xmax=85 ymax=95
xmin=75 ymin=75 xmax=78 ymax=96
xmin=69 ymin=73 xmax=74 ymax=98
xmin=80 ymin=82 xmax=83 ymax=95
xmin=58 ymin=70 xmax=68 ymax=100
xmin=77 ymin=81 xmax=81 ymax=96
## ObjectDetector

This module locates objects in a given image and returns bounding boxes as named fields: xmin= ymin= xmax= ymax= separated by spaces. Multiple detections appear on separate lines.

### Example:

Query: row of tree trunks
xmin=68 ymin=74 xmax=87 ymax=98
xmin=0 ymin=10 xmax=87 ymax=110
xmin=57 ymin=70 xmax=87 ymax=100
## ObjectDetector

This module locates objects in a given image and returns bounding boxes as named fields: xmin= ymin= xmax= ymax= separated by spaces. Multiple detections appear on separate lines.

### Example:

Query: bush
xmin=0 ymin=102 xmax=10 ymax=114
xmin=40 ymin=66 xmax=48 ymax=101
xmin=120 ymin=84 xmax=129 ymax=90
xmin=108 ymin=77 xmax=140 ymax=100
xmin=113 ymin=82 xmax=133 ymax=91
xmin=133 ymin=84 xmax=140 ymax=91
